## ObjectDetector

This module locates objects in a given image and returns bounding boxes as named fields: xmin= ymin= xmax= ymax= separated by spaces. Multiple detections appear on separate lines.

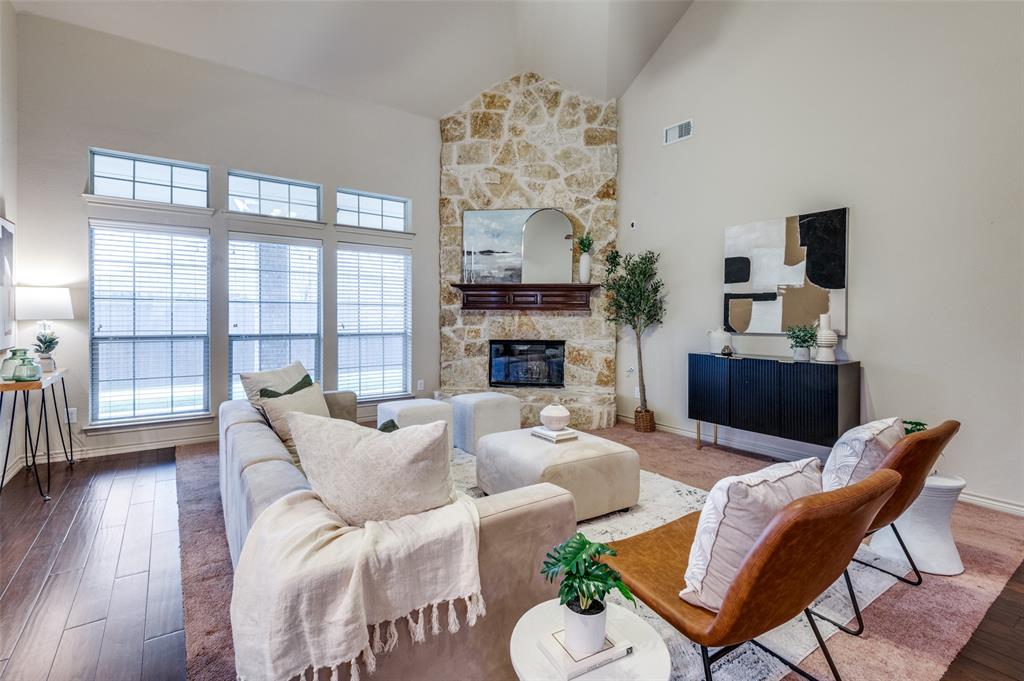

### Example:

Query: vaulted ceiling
xmin=13 ymin=0 xmax=691 ymax=118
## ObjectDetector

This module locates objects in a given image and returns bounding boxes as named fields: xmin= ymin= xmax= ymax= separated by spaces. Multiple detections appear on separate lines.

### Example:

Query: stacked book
xmin=537 ymin=626 xmax=633 ymax=679
xmin=531 ymin=426 xmax=579 ymax=443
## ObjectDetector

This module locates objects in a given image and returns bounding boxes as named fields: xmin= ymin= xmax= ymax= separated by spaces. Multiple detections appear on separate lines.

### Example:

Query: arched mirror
xmin=462 ymin=208 xmax=573 ymax=284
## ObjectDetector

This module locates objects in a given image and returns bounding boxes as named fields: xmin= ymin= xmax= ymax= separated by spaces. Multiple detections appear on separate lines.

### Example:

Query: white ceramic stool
xmin=870 ymin=474 xmax=966 ymax=575
xmin=377 ymin=398 xmax=454 ymax=452
xmin=450 ymin=391 xmax=521 ymax=454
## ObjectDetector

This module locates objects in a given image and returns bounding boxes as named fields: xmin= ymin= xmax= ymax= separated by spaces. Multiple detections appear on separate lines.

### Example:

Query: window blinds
xmin=228 ymin=236 xmax=321 ymax=398
xmin=89 ymin=223 xmax=210 ymax=423
xmin=337 ymin=245 xmax=412 ymax=399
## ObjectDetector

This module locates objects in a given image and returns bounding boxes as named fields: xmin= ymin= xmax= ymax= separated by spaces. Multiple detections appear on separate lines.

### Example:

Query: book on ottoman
xmin=531 ymin=426 xmax=579 ymax=443
xmin=537 ymin=625 xmax=633 ymax=679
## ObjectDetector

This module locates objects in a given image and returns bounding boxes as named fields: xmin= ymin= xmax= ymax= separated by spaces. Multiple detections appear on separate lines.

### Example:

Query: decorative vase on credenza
xmin=707 ymin=326 xmax=732 ymax=354
xmin=816 ymin=313 xmax=838 ymax=362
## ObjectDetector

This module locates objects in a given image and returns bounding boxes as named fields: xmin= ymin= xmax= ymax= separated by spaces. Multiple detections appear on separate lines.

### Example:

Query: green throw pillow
xmin=378 ymin=419 xmax=399 ymax=433
xmin=259 ymin=374 xmax=313 ymax=399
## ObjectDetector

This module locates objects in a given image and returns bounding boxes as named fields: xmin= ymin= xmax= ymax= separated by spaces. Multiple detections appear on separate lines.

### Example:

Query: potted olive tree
xmin=604 ymin=250 xmax=666 ymax=432
xmin=541 ymin=532 xmax=636 ymax=657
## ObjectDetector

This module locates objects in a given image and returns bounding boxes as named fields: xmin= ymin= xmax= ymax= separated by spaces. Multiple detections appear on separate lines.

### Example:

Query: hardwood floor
xmin=943 ymin=559 xmax=1024 ymax=681
xmin=0 ymin=449 xmax=184 ymax=681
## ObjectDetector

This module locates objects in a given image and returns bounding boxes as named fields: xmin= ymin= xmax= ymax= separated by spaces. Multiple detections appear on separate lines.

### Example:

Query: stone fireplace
xmin=438 ymin=73 xmax=618 ymax=428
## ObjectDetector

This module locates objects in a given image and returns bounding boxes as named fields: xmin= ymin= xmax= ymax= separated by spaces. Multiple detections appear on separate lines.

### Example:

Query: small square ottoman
xmin=476 ymin=429 xmax=640 ymax=521
xmin=377 ymin=398 xmax=454 ymax=452
xmin=450 ymin=392 xmax=522 ymax=454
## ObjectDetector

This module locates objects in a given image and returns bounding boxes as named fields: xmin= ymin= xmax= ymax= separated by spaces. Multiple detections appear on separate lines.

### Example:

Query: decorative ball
xmin=540 ymin=404 xmax=571 ymax=431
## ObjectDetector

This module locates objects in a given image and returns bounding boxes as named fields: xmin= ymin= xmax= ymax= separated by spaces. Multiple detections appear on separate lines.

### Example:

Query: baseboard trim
xmin=960 ymin=491 xmax=1024 ymax=516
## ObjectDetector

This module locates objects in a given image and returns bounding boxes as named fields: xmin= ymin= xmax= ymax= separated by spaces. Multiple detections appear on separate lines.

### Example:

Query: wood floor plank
xmin=151 ymin=481 xmax=178 ymax=535
xmin=93 ymin=573 xmax=148 ymax=681
xmin=144 ymin=530 xmax=183 ymax=641
xmin=0 ymin=568 xmax=83 ymax=681
xmin=50 ymin=499 xmax=105 ymax=575
xmin=141 ymin=631 xmax=185 ymax=681
xmin=99 ymin=477 xmax=134 ymax=528
xmin=0 ymin=541 xmax=61 ymax=659
xmin=65 ymin=524 xmax=126 ymax=629
xmin=130 ymin=470 xmax=156 ymax=505
xmin=116 ymin=502 xmax=154 ymax=578
xmin=47 ymin=620 xmax=105 ymax=681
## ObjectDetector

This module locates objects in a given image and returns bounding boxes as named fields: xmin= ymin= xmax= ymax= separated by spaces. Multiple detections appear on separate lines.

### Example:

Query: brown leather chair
xmin=812 ymin=420 xmax=961 ymax=636
xmin=604 ymin=469 xmax=901 ymax=681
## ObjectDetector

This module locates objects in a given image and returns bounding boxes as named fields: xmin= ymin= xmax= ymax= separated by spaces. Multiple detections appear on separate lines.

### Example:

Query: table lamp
xmin=16 ymin=286 xmax=74 ymax=333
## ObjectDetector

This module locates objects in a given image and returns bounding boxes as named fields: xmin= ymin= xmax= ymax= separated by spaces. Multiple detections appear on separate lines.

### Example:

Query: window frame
xmin=89 ymin=148 xmax=210 ymax=209
xmin=88 ymin=219 xmax=212 ymax=426
xmin=227 ymin=170 xmax=323 ymax=224
xmin=335 ymin=188 xmax=411 ymax=233
xmin=227 ymin=232 xmax=324 ymax=399
xmin=336 ymin=242 xmax=413 ymax=402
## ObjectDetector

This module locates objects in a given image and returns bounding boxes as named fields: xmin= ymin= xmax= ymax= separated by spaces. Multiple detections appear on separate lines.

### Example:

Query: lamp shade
xmin=16 ymin=286 xmax=74 ymax=321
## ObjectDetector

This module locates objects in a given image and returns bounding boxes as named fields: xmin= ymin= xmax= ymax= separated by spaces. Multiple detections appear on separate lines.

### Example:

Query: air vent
xmin=663 ymin=119 xmax=693 ymax=146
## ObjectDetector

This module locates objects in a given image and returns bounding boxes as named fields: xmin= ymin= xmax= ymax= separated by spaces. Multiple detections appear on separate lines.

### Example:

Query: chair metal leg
xmin=852 ymin=523 xmax=923 ymax=586
xmin=701 ymin=645 xmax=713 ymax=681
xmin=808 ymin=569 xmax=864 ymax=636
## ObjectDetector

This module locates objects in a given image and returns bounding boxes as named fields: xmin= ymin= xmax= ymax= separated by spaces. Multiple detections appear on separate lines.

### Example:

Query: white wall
xmin=616 ymin=1 xmax=1024 ymax=510
xmin=15 ymin=15 xmax=441 ymax=460
xmin=1 ymin=0 xmax=17 ymax=483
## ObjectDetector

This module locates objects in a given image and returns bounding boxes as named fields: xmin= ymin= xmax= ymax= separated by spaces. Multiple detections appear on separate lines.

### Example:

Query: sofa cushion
xmin=261 ymin=383 xmax=330 ymax=464
xmin=239 ymin=361 xmax=309 ymax=409
xmin=288 ymin=413 xmax=455 ymax=527
xmin=822 ymin=417 xmax=905 ymax=491
xmin=681 ymin=457 xmax=822 ymax=612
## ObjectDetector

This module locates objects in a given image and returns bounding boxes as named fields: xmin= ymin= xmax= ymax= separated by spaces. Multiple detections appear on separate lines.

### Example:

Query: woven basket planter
xmin=634 ymin=408 xmax=656 ymax=433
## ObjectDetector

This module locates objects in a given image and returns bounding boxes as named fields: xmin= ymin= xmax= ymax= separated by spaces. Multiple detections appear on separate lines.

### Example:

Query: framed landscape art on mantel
xmin=723 ymin=207 xmax=847 ymax=335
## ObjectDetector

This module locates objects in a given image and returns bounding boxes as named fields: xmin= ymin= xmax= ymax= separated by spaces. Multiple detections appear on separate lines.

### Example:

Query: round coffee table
xmin=510 ymin=599 xmax=671 ymax=681
xmin=870 ymin=474 xmax=966 ymax=575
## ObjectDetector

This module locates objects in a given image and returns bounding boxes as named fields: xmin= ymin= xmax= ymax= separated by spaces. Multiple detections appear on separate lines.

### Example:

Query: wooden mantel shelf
xmin=451 ymin=283 xmax=601 ymax=311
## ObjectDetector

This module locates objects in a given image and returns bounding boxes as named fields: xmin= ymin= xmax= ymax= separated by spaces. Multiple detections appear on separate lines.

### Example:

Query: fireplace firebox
xmin=489 ymin=340 xmax=565 ymax=388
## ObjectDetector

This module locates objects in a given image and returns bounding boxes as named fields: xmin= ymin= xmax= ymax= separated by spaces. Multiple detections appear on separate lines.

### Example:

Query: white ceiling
xmin=13 ymin=0 xmax=691 ymax=119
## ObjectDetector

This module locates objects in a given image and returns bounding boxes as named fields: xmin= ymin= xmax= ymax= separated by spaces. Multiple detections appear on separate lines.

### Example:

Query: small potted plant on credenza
xmin=541 ymin=532 xmax=636 ymax=657
xmin=785 ymin=324 xmax=817 ymax=361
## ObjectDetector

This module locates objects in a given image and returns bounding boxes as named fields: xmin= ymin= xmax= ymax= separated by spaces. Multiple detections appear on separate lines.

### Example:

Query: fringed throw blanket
xmin=231 ymin=489 xmax=484 ymax=681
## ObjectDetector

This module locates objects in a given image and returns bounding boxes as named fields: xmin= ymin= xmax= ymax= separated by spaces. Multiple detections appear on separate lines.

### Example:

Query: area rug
xmin=454 ymin=450 xmax=905 ymax=681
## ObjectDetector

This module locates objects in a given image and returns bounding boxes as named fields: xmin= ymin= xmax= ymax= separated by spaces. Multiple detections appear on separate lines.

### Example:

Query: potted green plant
xmin=784 ymin=324 xmax=816 ymax=361
xmin=33 ymin=331 xmax=60 ymax=372
xmin=577 ymin=233 xmax=594 ymax=284
xmin=541 ymin=532 xmax=636 ymax=656
xmin=604 ymin=250 xmax=666 ymax=432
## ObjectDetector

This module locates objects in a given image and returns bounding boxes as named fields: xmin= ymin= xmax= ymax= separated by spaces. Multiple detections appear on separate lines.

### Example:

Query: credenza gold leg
xmin=696 ymin=421 xmax=702 ymax=449
xmin=713 ymin=423 xmax=718 ymax=446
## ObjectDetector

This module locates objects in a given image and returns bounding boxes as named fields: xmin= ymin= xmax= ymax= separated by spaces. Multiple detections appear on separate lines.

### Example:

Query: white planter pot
xmin=37 ymin=353 xmax=56 ymax=372
xmin=579 ymin=253 xmax=592 ymax=284
xmin=792 ymin=347 xmax=811 ymax=361
xmin=563 ymin=603 xmax=607 ymax=657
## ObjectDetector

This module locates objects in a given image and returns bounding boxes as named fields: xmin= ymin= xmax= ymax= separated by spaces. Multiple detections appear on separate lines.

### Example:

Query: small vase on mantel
xmin=578 ymin=253 xmax=592 ymax=284
xmin=816 ymin=313 xmax=838 ymax=362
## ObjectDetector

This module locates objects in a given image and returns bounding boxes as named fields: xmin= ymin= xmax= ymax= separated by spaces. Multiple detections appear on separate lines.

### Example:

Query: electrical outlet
xmin=416 ymin=379 xmax=424 ymax=391
xmin=634 ymin=387 xmax=640 ymax=399
xmin=63 ymin=408 xmax=77 ymax=424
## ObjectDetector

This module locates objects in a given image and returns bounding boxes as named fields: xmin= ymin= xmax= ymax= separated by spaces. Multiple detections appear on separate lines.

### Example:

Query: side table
xmin=870 ymin=474 xmax=966 ymax=575
xmin=510 ymin=599 xmax=670 ymax=681
xmin=0 ymin=369 xmax=75 ymax=501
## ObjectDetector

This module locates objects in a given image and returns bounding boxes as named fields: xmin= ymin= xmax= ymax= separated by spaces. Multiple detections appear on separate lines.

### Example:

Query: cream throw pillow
xmin=287 ymin=413 xmax=455 ymax=527
xmin=239 ymin=361 xmax=309 ymax=405
xmin=681 ymin=457 xmax=823 ymax=612
xmin=261 ymin=383 xmax=330 ymax=466
xmin=822 ymin=417 xmax=905 ymax=491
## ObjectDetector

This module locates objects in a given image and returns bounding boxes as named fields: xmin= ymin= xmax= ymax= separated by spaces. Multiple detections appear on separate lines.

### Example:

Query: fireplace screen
xmin=489 ymin=340 xmax=565 ymax=388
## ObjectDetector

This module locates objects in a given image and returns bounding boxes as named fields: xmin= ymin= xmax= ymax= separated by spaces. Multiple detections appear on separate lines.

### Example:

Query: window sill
xmin=226 ymin=211 xmax=326 ymax=229
xmin=335 ymin=224 xmax=415 ymax=240
xmin=355 ymin=393 xmax=414 ymax=405
xmin=82 ymin=194 xmax=216 ymax=216
xmin=83 ymin=412 xmax=215 ymax=434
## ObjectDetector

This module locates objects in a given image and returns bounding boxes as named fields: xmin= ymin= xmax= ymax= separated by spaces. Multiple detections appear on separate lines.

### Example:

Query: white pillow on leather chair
xmin=681 ymin=457 xmax=823 ymax=612
xmin=822 ymin=417 xmax=905 ymax=491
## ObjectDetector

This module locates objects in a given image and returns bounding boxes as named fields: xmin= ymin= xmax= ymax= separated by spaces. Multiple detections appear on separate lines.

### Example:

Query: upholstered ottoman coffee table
xmin=377 ymin=398 xmax=453 ymax=452
xmin=476 ymin=429 xmax=640 ymax=521
xmin=450 ymin=391 xmax=522 ymax=454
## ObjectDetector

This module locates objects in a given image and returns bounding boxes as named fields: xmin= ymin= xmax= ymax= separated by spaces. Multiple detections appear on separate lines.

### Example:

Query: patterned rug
xmin=452 ymin=449 xmax=904 ymax=681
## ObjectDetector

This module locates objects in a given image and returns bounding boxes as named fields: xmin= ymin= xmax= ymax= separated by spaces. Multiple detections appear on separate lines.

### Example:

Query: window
xmin=337 ymin=245 xmax=412 ymax=399
xmin=337 ymin=189 xmax=409 ymax=232
xmin=228 ymin=172 xmax=320 ymax=221
xmin=89 ymin=222 xmax=210 ymax=423
xmin=228 ymin=236 xmax=321 ymax=398
xmin=90 ymin=150 xmax=208 ymax=207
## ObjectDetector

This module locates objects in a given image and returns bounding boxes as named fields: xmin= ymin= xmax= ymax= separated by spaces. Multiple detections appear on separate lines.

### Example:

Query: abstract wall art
xmin=723 ymin=207 xmax=847 ymax=335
